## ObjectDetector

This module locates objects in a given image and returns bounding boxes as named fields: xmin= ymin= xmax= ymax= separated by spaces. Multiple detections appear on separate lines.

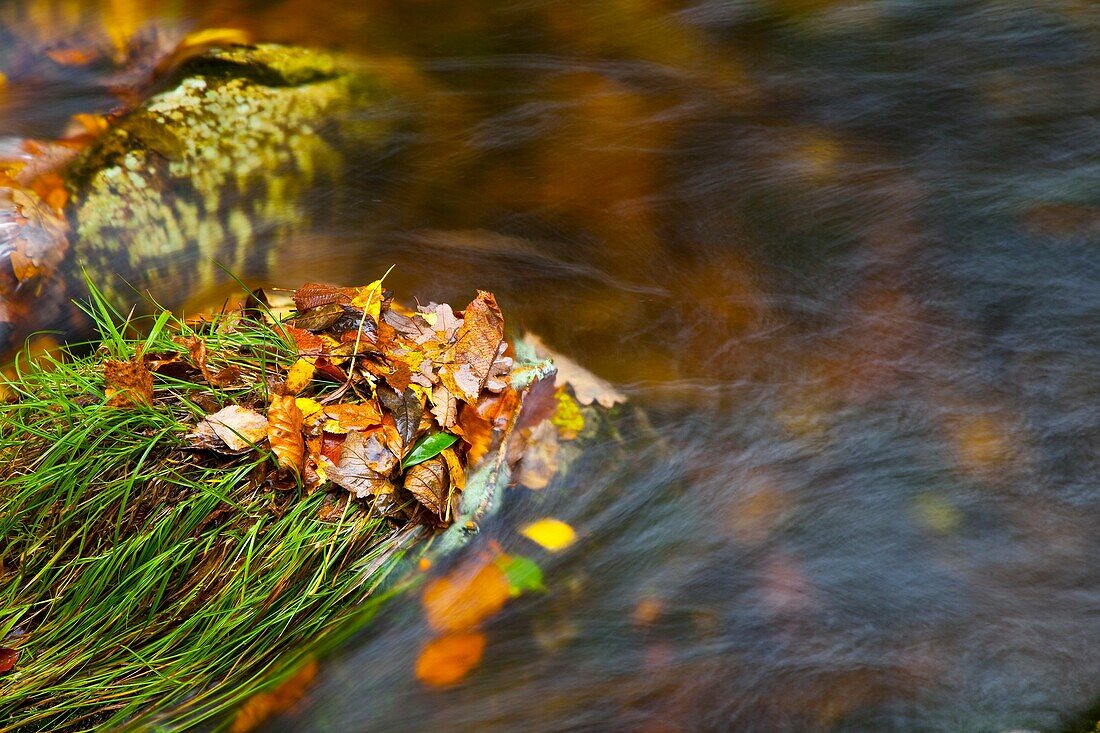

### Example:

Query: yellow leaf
xmin=294 ymin=397 xmax=324 ymax=420
xmin=322 ymin=418 xmax=347 ymax=435
xmin=351 ymin=279 xmax=384 ymax=323
xmin=519 ymin=518 xmax=576 ymax=552
xmin=551 ymin=388 xmax=585 ymax=440
xmin=285 ymin=358 xmax=316 ymax=395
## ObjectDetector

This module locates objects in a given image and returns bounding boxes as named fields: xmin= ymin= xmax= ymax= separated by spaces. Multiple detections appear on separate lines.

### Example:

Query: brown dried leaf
xmin=327 ymin=430 xmax=397 ymax=498
xmin=378 ymin=385 xmax=423 ymax=447
xmin=431 ymin=383 xmax=458 ymax=429
xmin=176 ymin=335 xmax=238 ymax=387
xmin=290 ymin=303 xmax=345 ymax=331
xmin=440 ymin=291 xmax=504 ymax=403
xmin=292 ymin=282 xmax=358 ymax=311
xmin=194 ymin=405 xmax=268 ymax=452
xmin=453 ymin=404 xmax=494 ymax=466
xmin=104 ymin=357 xmax=153 ymax=407
xmin=417 ymin=302 xmax=463 ymax=341
xmin=268 ymin=395 xmax=304 ymax=475
xmin=383 ymin=309 xmax=436 ymax=344
xmin=282 ymin=325 xmax=326 ymax=358
xmin=404 ymin=455 xmax=449 ymax=515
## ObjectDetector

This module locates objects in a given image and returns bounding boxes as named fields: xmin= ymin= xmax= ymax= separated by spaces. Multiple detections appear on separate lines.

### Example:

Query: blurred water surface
xmin=5 ymin=1 xmax=1100 ymax=731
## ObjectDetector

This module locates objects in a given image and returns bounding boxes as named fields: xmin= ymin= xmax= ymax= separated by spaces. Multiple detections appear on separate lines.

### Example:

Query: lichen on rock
xmin=65 ymin=43 xmax=403 ymax=308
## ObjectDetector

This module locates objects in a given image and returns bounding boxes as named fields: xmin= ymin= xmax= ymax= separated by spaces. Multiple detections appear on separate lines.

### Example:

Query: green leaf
xmin=495 ymin=554 xmax=545 ymax=597
xmin=401 ymin=431 xmax=459 ymax=469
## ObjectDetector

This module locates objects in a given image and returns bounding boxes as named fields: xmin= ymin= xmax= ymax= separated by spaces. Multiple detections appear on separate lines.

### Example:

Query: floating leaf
xmin=402 ymin=432 xmax=459 ymax=469
xmin=524 ymin=333 xmax=626 ymax=407
xmin=267 ymin=395 xmax=304 ymax=475
xmin=514 ymin=420 xmax=559 ymax=490
xmin=495 ymin=554 xmax=545 ymax=596
xmin=230 ymin=658 xmax=318 ymax=733
xmin=551 ymin=388 xmax=585 ymax=440
xmin=415 ymin=633 xmax=485 ymax=688
xmin=519 ymin=518 xmax=576 ymax=552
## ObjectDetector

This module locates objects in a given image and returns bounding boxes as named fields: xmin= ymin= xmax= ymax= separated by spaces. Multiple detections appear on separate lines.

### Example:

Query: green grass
xmin=0 ymin=288 xmax=424 ymax=731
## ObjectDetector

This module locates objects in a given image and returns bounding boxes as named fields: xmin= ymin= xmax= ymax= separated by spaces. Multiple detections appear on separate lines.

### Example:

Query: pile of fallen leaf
xmin=166 ymin=280 xmax=518 ymax=526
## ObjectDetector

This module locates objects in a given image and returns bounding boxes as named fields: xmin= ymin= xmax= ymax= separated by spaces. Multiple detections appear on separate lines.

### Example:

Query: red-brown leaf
xmin=0 ymin=647 xmax=18 ymax=673
xmin=439 ymin=291 xmax=504 ymax=403
xmin=104 ymin=357 xmax=153 ymax=407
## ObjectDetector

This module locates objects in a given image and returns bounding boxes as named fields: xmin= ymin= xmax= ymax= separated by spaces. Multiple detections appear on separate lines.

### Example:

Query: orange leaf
xmin=453 ymin=404 xmax=494 ymax=466
xmin=230 ymin=658 xmax=318 ymax=733
xmin=323 ymin=402 xmax=382 ymax=431
xmin=268 ymin=395 xmax=304 ymax=474
xmin=422 ymin=560 xmax=510 ymax=632
xmin=415 ymin=633 xmax=485 ymax=688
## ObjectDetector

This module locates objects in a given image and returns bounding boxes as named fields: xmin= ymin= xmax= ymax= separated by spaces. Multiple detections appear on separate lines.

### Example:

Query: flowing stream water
xmin=5 ymin=2 xmax=1100 ymax=731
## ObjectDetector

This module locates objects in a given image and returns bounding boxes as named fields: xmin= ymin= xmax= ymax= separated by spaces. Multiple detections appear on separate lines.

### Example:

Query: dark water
xmin=6 ymin=1 xmax=1100 ymax=731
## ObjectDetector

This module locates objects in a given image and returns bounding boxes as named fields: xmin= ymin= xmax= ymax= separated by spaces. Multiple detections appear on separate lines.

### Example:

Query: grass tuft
xmin=0 ymin=283 xmax=420 ymax=732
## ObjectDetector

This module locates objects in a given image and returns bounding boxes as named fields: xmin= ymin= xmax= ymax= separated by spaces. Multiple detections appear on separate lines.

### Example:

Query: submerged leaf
xmin=495 ymin=554 xmax=545 ymax=596
xmin=402 ymin=432 xmax=459 ymax=469
xmin=415 ymin=633 xmax=485 ymax=688
xmin=422 ymin=561 xmax=510 ymax=632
